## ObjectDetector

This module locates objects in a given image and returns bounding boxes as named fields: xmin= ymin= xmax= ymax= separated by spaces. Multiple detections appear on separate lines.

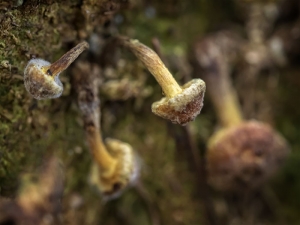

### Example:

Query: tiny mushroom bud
xmin=118 ymin=37 xmax=206 ymax=126
xmin=72 ymin=61 xmax=139 ymax=198
xmin=190 ymin=31 xmax=289 ymax=192
xmin=24 ymin=41 xmax=89 ymax=100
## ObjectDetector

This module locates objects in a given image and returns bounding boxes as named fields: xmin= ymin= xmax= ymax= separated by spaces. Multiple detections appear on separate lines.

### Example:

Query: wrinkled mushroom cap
xmin=24 ymin=59 xmax=63 ymax=100
xmin=206 ymin=121 xmax=289 ymax=192
xmin=89 ymin=138 xmax=139 ymax=199
xmin=151 ymin=79 xmax=206 ymax=125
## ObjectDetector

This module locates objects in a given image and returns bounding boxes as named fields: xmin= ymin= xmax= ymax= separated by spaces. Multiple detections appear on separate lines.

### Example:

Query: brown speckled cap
xmin=207 ymin=121 xmax=289 ymax=192
xmin=152 ymin=79 xmax=206 ymax=126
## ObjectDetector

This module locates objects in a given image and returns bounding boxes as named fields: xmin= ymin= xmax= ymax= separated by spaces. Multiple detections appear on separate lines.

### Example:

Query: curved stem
xmin=119 ymin=37 xmax=182 ymax=98
xmin=86 ymin=126 xmax=117 ymax=179
xmin=42 ymin=41 xmax=89 ymax=77
xmin=73 ymin=61 xmax=117 ymax=179
xmin=206 ymin=72 xmax=243 ymax=127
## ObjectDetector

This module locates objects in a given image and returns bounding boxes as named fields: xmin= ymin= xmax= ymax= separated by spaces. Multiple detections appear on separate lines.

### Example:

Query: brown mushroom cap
xmin=206 ymin=121 xmax=289 ymax=192
xmin=89 ymin=138 xmax=139 ymax=198
xmin=151 ymin=79 xmax=206 ymax=125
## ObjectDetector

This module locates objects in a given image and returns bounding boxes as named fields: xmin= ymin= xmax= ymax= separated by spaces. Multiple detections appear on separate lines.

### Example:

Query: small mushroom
xmin=24 ymin=41 xmax=89 ymax=100
xmin=190 ymin=31 xmax=289 ymax=192
xmin=72 ymin=61 xmax=139 ymax=198
xmin=118 ymin=37 xmax=206 ymax=125
xmin=0 ymin=157 xmax=64 ymax=225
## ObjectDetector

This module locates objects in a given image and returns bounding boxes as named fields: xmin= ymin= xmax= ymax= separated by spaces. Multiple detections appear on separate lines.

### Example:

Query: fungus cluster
xmin=22 ymin=37 xmax=206 ymax=199
xmin=22 ymin=33 xmax=289 ymax=197
xmin=24 ymin=38 xmax=206 ymax=125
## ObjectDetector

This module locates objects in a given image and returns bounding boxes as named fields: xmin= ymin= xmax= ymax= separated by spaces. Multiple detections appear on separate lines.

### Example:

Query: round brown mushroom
xmin=207 ymin=121 xmax=289 ymax=191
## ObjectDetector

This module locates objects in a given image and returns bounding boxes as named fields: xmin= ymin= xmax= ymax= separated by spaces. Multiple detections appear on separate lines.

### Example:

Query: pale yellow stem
xmin=86 ymin=127 xmax=117 ymax=179
xmin=122 ymin=39 xmax=182 ymax=98
xmin=197 ymin=44 xmax=243 ymax=127
xmin=207 ymin=75 xmax=243 ymax=128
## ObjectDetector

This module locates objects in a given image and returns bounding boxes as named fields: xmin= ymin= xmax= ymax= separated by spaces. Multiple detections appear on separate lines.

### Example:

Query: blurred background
xmin=1 ymin=0 xmax=300 ymax=224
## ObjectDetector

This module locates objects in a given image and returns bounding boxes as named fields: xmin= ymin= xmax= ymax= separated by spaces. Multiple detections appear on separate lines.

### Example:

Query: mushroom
xmin=72 ymin=61 xmax=139 ymax=198
xmin=118 ymin=37 xmax=206 ymax=125
xmin=190 ymin=31 xmax=289 ymax=192
xmin=0 ymin=157 xmax=63 ymax=225
xmin=24 ymin=41 xmax=89 ymax=100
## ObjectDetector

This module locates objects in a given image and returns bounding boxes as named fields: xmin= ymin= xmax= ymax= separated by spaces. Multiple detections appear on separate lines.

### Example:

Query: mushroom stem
xmin=72 ymin=61 xmax=117 ymax=179
xmin=42 ymin=41 xmax=89 ymax=77
xmin=191 ymin=33 xmax=243 ymax=127
xmin=119 ymin=38 xmax=182 ymax=98
xmin=86 ymin=127 xmax=117 ymax=179
xmin=205 ymin=71 xmax=243 ymax=127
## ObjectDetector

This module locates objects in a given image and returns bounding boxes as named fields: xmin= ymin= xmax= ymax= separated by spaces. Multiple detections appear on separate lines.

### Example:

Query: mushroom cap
xmin=24 ymin=59 xmax=63 ymax=100
xmin=206 ymin=121 xmax=289 ymax=192
xmin=151 ymin=79 xmax=206 ymax=125
xmin=89 ymin=138 xmax=139 ymax=199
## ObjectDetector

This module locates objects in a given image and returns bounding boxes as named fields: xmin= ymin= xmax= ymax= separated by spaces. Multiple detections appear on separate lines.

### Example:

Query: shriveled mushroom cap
xmin=207 ymin=121 xmax=289 ymax=192
xmin=152 ymin=79 xmax=206 ymax=125
xmin=89 ymin=138 xmax=139 ymax=199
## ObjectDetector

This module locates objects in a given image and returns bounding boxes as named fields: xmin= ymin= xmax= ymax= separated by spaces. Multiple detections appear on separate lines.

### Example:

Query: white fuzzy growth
xmin=25 ymin=58 xmax=51 ymax=69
